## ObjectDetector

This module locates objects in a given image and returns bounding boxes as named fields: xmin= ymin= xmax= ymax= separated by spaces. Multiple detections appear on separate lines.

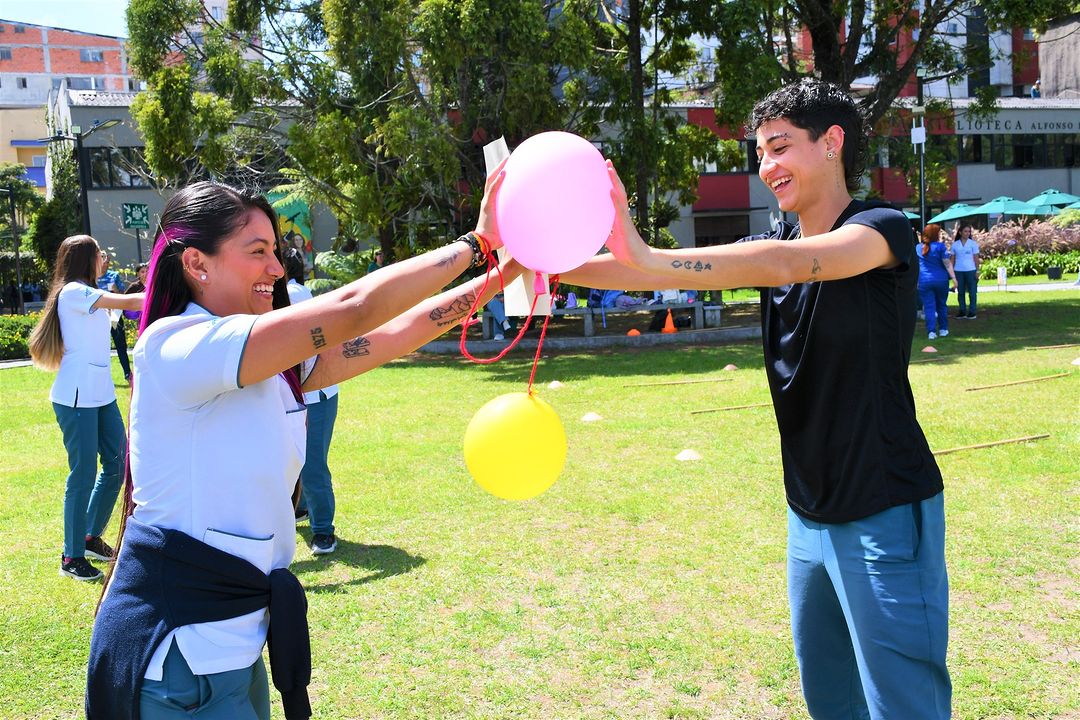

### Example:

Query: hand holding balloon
xmin=604 ymin=161 xmax=650 ymax=270
xmin=475 ymin=157 xmax=508 ymax=251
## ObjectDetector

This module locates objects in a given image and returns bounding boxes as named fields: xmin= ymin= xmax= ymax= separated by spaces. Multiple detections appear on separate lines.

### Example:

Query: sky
xmin=0 ymin=0 xmax=129 ymax=37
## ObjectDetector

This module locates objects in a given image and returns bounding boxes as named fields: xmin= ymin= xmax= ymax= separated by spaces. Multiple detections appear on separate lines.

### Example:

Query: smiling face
xmin=193 ymin=208 xmax=283 ymax=316
xmin=756 ymin=118 xmax=841 ymax=214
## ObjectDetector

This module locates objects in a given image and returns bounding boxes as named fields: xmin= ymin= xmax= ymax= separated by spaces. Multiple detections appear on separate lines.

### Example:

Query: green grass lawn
xmin=1 ymin=290 xmax=1077 ymax=719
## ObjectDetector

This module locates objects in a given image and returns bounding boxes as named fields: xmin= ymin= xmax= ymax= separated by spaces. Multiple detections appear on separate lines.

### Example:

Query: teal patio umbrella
xmin=970 ymin=196 xmax=1040 ymax=216
xmin=927 ymin=203 xmax=978 ymax=224
xmin=1026 ymin=188 xmax=1080 ymax=207
xmin=1022 ymin=201 xmax=1061 ymax=216
xmin=903 ymin=211 xmax=920 ymax=220
xmin=1066 ymin=200 xmax=1080 ymax=210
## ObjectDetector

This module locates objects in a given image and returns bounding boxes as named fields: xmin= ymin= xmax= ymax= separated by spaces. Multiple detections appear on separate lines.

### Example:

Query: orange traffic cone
xmin=661 ymin=309 xmax=677 ymax=334
xmin=627 ymin=328 xmax=641 ymax=336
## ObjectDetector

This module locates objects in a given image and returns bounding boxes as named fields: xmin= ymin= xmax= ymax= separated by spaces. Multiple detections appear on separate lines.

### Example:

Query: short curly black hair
xmin=746 ymin=78 xmax=869 ymax=193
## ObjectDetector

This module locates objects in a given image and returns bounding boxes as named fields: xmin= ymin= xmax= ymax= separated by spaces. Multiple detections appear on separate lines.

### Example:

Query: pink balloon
xmin=496 ymin=132 xmax=614 ymax=274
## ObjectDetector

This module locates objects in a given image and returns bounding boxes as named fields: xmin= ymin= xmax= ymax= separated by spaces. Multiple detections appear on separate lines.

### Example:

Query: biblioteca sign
xmin=954 ymin=109 xmax=1079 ymax=134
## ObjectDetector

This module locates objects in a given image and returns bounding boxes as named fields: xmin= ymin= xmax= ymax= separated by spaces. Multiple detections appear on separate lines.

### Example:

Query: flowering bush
xmin=970 ymin=220 xmax=1080 ymax=278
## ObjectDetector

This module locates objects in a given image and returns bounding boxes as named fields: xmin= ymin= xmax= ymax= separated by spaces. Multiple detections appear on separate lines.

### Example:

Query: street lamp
xmin=0 ymin=185 xmax=23 ymax=314
xmin=40 ymin=118 xmax=122 ymax=236
xmin=914 ymin=68 xmax=927 ymax=231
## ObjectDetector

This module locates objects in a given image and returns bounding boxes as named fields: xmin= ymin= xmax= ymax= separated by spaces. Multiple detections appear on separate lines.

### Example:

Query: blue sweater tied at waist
xmin=86 ymin=518 xmax=311 ymax=719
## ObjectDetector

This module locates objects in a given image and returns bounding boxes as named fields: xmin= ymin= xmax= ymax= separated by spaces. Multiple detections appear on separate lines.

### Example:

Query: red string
xmin=526 ymin=275 xmax=559 ymax=396
xmin=459 ymin=256 xmax=536 ymax=364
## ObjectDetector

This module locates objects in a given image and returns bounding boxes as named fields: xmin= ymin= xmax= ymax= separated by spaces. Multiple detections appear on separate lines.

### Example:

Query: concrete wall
xmin=956 ymin=163 xmax=1080 ymax=205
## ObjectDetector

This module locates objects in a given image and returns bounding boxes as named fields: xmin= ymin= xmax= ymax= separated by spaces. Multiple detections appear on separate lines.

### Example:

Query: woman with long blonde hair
xmin=29 ymin=234 xmax=144 ymax=581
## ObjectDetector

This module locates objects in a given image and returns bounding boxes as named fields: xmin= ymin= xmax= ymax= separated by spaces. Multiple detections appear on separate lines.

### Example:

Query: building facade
xmin=0 ymin=20 xmax=137 ymax=107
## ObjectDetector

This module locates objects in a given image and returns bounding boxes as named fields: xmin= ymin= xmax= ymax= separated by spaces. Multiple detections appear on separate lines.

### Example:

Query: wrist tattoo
xmin=671 ymin=259 xmax=712 ymax=272
xmin=429 ymin=292 xmax=476 ymax=327
xmin=809 ymin=258 xmax=821 ymax=281
xmin=342 ymin=336 xmax=370 ymax=358
xmin=310 ymin=326 xmax=326 ymax=350
xmin=436 ymin=248 xmax=460 ymax=268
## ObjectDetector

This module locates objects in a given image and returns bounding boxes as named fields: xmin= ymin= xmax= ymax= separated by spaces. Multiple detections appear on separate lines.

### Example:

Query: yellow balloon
xmin=464 ymin=392 xmax=566 ymax=500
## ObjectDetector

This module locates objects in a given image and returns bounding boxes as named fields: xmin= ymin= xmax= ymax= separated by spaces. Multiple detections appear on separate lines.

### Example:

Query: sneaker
xmin=84 ymin=535 xmax=114 ymax=561
xmin=928 ymin=331 xmax=937 ymax=339
xmin=493 ymin=333 xmax=505 ymax=341
xmin=501 ymin=320 xmax=512 ymax=331
xmin=311 ymin=533 xmax=337 ymax=555
xmin=967 ymin=313 xmax=976 ymax=319
xmin=295 ymin=509 xmax=309 ymax=525
xmin=939 ymin=329 xmax=949 ymax=337
xmin=59 ymin=555 xmax=103 ymax=581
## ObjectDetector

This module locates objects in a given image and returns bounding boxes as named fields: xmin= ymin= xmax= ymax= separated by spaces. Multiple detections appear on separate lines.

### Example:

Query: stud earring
xmin=200 ymin=274 xmax=207 ymax=281
xmin=826 ymin=151 xmax=835 ymax=160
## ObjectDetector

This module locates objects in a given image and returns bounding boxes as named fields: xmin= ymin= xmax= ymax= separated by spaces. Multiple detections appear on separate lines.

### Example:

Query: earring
xmin=826 ymin=151 xmax=835 ymax=160
xmin=199 ymin=274 xmax=207 ymax=281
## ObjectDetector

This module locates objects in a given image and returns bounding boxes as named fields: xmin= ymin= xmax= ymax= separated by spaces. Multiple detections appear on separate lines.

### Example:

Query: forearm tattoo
xmin=809 ymin=257 xmax=821 ymax=281
xmin=342 ymin=336 xmax=371 ymax=358
xmin=436 ymin=248 xmax=461 ymax=268
xmin=671 ymin=259 xmax=713 ymax=272
xmin=310 ymin=326 xmax=327 ymax=350
xmin=429 ymin=292 xmax=477 ymax=327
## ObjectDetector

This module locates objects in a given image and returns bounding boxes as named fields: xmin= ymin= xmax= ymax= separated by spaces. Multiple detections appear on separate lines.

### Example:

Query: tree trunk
xmin=626 ymin=0 xmax=650 ymax=232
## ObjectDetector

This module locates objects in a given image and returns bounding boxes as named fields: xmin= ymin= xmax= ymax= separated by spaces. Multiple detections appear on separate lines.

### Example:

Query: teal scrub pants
xmin=787 ymin=492 xmax=951 ymax=719
xmin=52 ymin=401 xmax=125 ymax=558
xmin=140 ymin=640 xmax=270 ymax=719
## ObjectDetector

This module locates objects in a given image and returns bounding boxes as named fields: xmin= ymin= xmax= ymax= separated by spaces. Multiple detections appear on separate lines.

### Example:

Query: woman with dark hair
xmin=950 ymin=222 xmax=980 ymax=318
xmin=86 ymin=174 xmax=519 ymax=720
xmin=27 ymin=235 xmax=144 ymax=581
xmin=917 ymin=223 xmax=957 ymax=339
xmin=566 ymin=78 xmax=951 ymax=718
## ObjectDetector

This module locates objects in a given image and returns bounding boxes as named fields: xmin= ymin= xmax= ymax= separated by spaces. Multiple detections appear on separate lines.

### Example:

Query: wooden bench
xmin=481 ymin=301 xmax=722 ymax=338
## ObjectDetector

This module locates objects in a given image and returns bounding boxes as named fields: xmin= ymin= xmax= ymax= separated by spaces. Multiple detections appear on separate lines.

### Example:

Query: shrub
xmin=980 ymin=250 xmax=1080 ymax=279
xmin=0 ymin=312 xmax=39 ymax=361
xmin=973 ymin=220 xmax=1080 ymax=260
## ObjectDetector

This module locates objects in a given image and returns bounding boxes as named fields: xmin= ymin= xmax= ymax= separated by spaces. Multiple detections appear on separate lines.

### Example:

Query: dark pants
xmin=955 ymin=270 xmax=978 ymax=317
xmin=111 ymin=318 xmax=131 ymax=378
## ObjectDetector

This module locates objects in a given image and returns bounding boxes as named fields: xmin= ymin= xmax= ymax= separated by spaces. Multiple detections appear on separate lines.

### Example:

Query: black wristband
xmin=458 ymin=232 xmax=488 ymax=268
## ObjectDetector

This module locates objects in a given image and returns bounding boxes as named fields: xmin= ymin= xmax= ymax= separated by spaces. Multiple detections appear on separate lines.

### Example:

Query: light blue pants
xmin=955 ymin=270 xmax=978 ymax=316
xmin=788 ymin=493 xmax=951 ymax=720
xmin=918 ymin=282 xmax=950 ymax=334
xmin=297 ymin=393 xmax=338 ymax=536
xmin=52 ymin=401 xmax=125 ymax=559
xmin=140 ymin=640 xmax=270 ymax=720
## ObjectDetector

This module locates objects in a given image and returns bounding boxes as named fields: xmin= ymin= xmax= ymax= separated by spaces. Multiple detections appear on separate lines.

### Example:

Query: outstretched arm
xmin=238 ymin=161 xmax=506 ymax=388
xmin=570 ymin=162 xmax=899 ymax=292
xmin=92 ymin=291 xmax=144 ymax=311
xmin=303 ymin=259 xmax=524 ymax=390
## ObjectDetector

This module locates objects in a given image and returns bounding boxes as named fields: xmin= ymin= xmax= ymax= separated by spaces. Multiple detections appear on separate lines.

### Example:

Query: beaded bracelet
xmin=458 ymin=232 xmax=491 ymax=268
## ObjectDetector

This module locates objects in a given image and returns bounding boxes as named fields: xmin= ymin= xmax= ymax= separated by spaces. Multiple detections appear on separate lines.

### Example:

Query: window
xmin=127 ymin=78 xmax=146 ymax=91
xmin=13 ymin=25 xmax=24 ymax=34
xmin=1046 ymin=134 xmax=1079 ymax=168
xmin=16 ymin=77 xmax=26 ymax=89
xmin=210 ymin=5 xmax=225 ymax=20
xmin=995 ymin=133 xmax=1046 ymax=169
xmin=960 ymin=135 xmax=992 ymax=163
xmin=67 ymin=77 xmax=93 ymax=90
xmin=0 ymin=48 xmax=11 ymax=61
xmin=80 ymin=49 xmax=104 ymax=63
xmin=89 ymin=147 xmax=153 ymax=189
xmin=31 ymin=154 xmax=46 ymax=167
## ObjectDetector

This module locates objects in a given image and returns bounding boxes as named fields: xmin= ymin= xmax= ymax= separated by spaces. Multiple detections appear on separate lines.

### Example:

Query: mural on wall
xmin=269 ymin=192 xmax=314 ymax=278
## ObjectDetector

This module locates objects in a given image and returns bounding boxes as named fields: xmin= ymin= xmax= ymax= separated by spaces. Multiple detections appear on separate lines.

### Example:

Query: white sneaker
xmin=502 ymin=320 xmax=512 ymax=331
xmin=939 ymin=329 xmax=949 ymax=337
xmin=928 ymin=331 xmax=937 ymax=339
xmin=493 ymin=333 xmax=505 ymax=341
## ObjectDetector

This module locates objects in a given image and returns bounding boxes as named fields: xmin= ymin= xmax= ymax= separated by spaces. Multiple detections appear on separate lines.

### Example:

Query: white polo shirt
xmin=287 ymin=279 xmax=339 ymax=405
xmin=49 ymin=281 xmax=115 ymax=408
xmin=129 ymin=302 xmax=306 ymax=679
xmin=951 ymin=239 xmax=980 ymax=272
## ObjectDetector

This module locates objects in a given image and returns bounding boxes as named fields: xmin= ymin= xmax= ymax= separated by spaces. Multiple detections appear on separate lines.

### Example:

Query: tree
xmin=126 ymin=0 xmax=741 ymax=259
xmin=585 ymin=0 xmax=742 ymax=243
xmin=0 ymin=164 xmax=43 ymax=252
xmin=704 ymin=0 xmax=1075 ymax=131
xmin=28 ymin=137 xmax=81 ymax=273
